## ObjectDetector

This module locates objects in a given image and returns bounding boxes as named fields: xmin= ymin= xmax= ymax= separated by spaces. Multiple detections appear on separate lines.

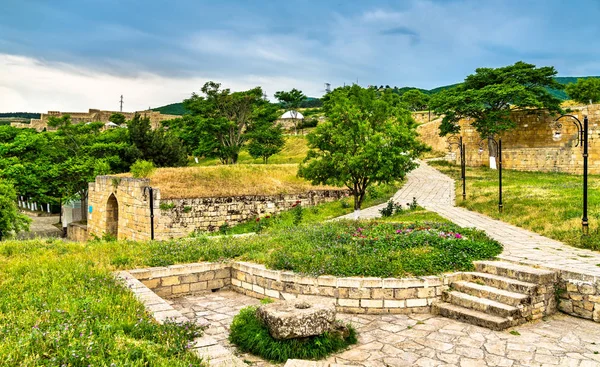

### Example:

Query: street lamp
xmin=549 ymin=114 xmax=589 ymax=235
xmin=478 ymin=137 xmax=503 ymax=213
xmin=447 ymin=135 xmax=466 ymax=200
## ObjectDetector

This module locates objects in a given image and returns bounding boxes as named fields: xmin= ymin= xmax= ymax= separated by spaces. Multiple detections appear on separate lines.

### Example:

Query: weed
xmin=183 ymin=206 xmax=192 ymax=213
xmin=509 ymin=330 xmax=520 ymax=336
xmin=160 ymin=202 xmax=176 ymax=210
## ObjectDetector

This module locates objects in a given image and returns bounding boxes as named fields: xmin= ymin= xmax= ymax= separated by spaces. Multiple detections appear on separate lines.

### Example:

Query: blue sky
xmin=2 ymin=0 xmax=600 ymax=112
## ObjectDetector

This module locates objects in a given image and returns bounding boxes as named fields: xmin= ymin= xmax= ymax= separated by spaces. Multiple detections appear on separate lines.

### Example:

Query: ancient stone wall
xmin=557 ymin=270 xmax=600 ymax=322
xmin=11 ymin=109 xmax=178 ymax=131
xmin=416 ymin=105 xmax=600 ymax=174
xmin=156 ymin=190 xmax=348 ymax=236
xmin=87 ymin=175 xmax=347 ymax=241
xmin=67 ymin=223 xmax=88 ymax=242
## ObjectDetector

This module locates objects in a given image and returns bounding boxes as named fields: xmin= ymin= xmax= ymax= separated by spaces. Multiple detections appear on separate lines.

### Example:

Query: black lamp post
xmin=479 ymin=137 xmax=502 ymax=213
xmin=550 ymin=114 xmax=589 ymax=235
xmin=447 ymin=135 xmax=466 ymax=200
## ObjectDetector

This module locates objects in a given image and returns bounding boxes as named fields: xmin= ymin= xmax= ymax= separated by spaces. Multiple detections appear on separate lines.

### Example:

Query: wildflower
xmin=255 ymin=217 xmax=260 ymax=222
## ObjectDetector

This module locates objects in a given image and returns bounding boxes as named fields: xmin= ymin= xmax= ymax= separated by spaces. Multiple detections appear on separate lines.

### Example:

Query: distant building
xmin=278 ymin=110 xmax=304 ymax=130
xmin=10 ymin=109 xmax=179 ymax=131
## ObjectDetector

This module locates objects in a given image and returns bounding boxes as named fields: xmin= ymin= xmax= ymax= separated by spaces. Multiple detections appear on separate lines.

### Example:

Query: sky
xmin=2 ymin=0 xmax=600 ymax=112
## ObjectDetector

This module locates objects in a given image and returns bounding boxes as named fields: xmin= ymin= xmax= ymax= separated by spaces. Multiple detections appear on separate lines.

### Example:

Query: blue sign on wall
xmin=89 ymin=205 xmax=93 ymax=214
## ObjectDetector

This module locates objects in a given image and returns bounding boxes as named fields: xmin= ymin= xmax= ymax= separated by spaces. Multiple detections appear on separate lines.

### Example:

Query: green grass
xmin=0 ymin=240 xmax=204 ymax=366
xmin=192 ymin=135 xmax=309 ymax=166
xmin=209 ymin=182 xmax=402 ymax=236
xmin=430 ymin=161 xmax=600 ymax=250
xmin=229 ymin=306 xmax=356 ymax=362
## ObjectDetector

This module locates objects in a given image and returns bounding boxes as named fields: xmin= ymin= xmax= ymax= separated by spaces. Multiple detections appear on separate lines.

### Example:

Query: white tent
xmin=280 ymin=110 xmax=304 ymax=120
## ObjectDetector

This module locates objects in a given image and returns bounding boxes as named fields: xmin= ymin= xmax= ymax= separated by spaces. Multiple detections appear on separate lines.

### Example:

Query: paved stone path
xmin=339 ymin=161 xmax=600 ymax=279
xmin=17 ymin=214 xmax=62 ymax=239
xmin=170 ymin=291 xmax=600 ymax=367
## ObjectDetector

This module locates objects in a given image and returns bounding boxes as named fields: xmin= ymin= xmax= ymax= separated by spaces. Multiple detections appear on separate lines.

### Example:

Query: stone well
xmin=257 ymin=299 xmax=336 ymax=340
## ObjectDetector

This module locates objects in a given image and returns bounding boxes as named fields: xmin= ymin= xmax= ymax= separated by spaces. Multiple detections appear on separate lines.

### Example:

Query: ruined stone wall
xmin=87 ymin=176 xmax=155 ymax=241
xmin=87 ymin=174 xmax=347 ymax=241
xmin=416 ymin=105 xmax=600 ymax=174
xmin=155 ymin=190 xmax=348 ymax=239
xmin=11 ymin=109 xmax=179 ymax=132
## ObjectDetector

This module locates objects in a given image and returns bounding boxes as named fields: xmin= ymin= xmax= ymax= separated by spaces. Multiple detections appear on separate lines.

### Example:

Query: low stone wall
xmin=129 ymin=261 xmax=451 ymax=315
xmin=157 ymin=190 xmax=348 ymax=236
xmin=67 ymin=222 xmax=88 ymax=241
xmin=556 ymin=270 xmax=600 ymax=322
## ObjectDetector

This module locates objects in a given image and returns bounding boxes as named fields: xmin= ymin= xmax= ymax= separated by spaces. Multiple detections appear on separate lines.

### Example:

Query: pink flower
xmin=454 ymin=233 xmax=462 ymax=239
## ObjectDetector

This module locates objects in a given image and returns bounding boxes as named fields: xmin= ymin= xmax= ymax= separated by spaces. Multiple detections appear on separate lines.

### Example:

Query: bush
xmin=229 ymin=306 xmax=356 ymax=362
xmin=291 ymin=201 xmax=303 ymax=225
xmin=131 ymin=159 xmax=156 ymax=178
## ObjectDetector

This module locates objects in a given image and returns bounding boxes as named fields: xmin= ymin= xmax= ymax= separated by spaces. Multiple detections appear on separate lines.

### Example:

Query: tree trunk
xmin=80 ymin=191 xmax=88 ymax=223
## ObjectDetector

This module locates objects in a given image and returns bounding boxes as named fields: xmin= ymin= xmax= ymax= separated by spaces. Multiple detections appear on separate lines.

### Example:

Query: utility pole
xmin=119 ymin=95 xmax=124 ymax=112
xmin=324 ymin=83 xmax=331 ymax=94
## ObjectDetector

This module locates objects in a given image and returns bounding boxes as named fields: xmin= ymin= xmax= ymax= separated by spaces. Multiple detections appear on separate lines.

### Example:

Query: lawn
xmin=429 ymin=161 xmax=600 ymax=250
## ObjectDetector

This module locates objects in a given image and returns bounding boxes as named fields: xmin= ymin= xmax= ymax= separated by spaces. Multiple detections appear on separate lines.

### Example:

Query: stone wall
xmin=11 ymin=109 xmax=178 ymax=131
xmin=129 ymin=261 xmax=451 ymax=315
xmin=157 ymin=190 xmax=347 ymax=235
xmin=67 ymin=222 xmax=88 ymax=242
xmin=557 ymin=270 xmax=600 ymax=322
xmin=415 ymin=105 xmax=600 ymax=174
xmin=87 ymin=175 xmax=347 ymax=241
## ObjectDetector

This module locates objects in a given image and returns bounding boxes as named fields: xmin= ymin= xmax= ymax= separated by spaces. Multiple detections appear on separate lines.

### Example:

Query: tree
xmin=298 ymin=85 xmax=427 ymax=216
xmin=274 ymin=88 xmax=306 ymax=135
xmin=0 ymin=180 xmax=30 ymax=240
xmin=184 ymin=81 xmax=266 ymax=164
xmin=127 ymin=113 xmax=187 ymax=167
xmin=247 ymin=124 xmax=285 ymax=164
xmin=109 ymin=112 xmax=126 ymax=125
xmin=430 ymin=61 xmax=563 ymax=163
xmin=401 ymin=89 xmax=430 ymax=111
xmin=565 ymin=78 xmax=600 ymax=104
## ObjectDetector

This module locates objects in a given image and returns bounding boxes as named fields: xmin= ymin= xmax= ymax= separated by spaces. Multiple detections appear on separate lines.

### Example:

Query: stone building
xmin=10 ymin=109 xmax=179 ymax=131
xmin=85 ymin=175 xmax=347 ymax=241
xmin=416 ymin=104 xmax=600 ymax=174
xmin=277 ymin=110 xmax=304 ymax=130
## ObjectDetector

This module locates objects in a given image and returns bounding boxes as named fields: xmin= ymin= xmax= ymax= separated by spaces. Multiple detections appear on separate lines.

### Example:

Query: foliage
xmin=266 ymin=221 xmax=502 ymax=277
xmin=299 ymin=85 xmax=427 ymax=210
xmin=229 ymin=306 xmax=356 ymax=363
xmin=246 ymin=103 xmax=286 ymax=164
xmin=291 ymin=201 xmax=303 ymax=225
xmin=430 ymin=62 xmax=564 ymax=142
xmin=0 ymin=112 xmax=41 ymax=119
xmin=0 ymin=240 xmax=204 ymax=366
xmin=130 ymin=159 xmax=156 ymax=178
xmin=184 ymin=81 xmax=274 ymax=164
xmin=275 ymin=88 xmax=307 ymax=134
xmin=429 ymin=161 xmax=600 ymax=251
xmin=127 ymin=113 xmax=187 ymax=167
xmin=0 ymin=180 xmax=30 ymax=240
xmin=401 ymin=89 xmax=430 ymax=111
xmin=161 ymin=115 xmax=205 ymax=155
xmin=159 ymin=202 xmax=176 ymax=211
xmin=109 ymin=112 xmax=126 ymax=125
xmin=379 ymin=200 xmax=404 ymax=217
xmin=153 ymin=102 xmax=190 ymax=116
xmin=565 ymin=78 xmax=600 ymax=104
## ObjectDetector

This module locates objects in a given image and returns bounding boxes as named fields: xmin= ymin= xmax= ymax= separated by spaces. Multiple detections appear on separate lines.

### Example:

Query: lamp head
xmin=552 ymin=130 xmax=562 ymax=141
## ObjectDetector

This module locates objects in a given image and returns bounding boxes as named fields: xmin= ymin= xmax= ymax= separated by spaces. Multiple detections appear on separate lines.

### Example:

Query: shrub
xmin=380 ymin=200 xmax=402 ymax=217
xmin=159 ymin=202 xmax=176 ymax=210
xmin=291 ymin=201 xmax=303 ymax=225
xmin=131 ymin=159 xmax=156 ymax=178
xmin=229 ymin=306 xmax=356 ymax=363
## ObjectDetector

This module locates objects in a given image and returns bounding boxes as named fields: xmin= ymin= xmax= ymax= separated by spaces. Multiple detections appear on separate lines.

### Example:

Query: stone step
xmin=461 ymin=272 xmax=538 ymax=295
xmin=442 ymin=290 xmax=520 ymax=318
xmin=284 ymin=360 xmax=360 ymax=367
xmin=451 ymin=280 xmax=530 ymax=307
xmin=432 ymin=302 xmax=511 ymax=331
xmin=474 ymin=261 xmax=557 ymax=284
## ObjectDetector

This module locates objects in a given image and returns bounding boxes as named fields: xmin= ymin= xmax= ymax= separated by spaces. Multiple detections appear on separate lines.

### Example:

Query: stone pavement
xmin=17 ymin=214 xmax=62 ymax=239
xmin=170 ymin=291 xmax=600 ymax=367
xmin=340 ymin=161 xmax=600 ymax=280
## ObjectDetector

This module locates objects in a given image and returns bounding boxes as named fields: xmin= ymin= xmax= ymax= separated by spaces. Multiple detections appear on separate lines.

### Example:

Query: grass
xmin=211 ymin=182 xmax=402 ymax=235
xmin=192 ymin=136 xmax=309 ymax=166
xmin=0 ymin=240 xmax=204 ymax=366
xmin=229 ymin=306 xmax=356 ymax=363
xmin=430 ymin=161 xmax=600 ymax=250
xmin=121 ymin=163 xmax=339 ymax=199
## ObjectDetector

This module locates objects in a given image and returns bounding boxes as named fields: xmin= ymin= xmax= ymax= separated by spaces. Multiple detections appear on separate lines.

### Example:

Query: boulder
xmin=257 ymin=299 xmax=336 ymax=340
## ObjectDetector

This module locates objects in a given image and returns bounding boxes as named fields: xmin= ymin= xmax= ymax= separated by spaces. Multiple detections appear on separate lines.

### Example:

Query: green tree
xmin=127 ymin=113 xmax=187 ymax=167
xmin=274 ymin=88 xmax=306 ymax=135
xmin=247 ymin=124 xmax=285 ymax=164
xmin=109 ymin=112 xmax=126 ymax=125
xmin=298 ymin=85 xmax=427 ymax=214
xmin=130 ymin=160 xmax=156 ymax=178
xmin=0 ymin=179 xmax=31 ymax=240
xmin=401 ymin=89 xmax=430 ymax=111
xmin=565 ymin=78 xmax=600 ymax=104
xmin=183 ymin=81 xmax=266 ymax=164
xmin=430 ymin=61 xmax=563 ymax=159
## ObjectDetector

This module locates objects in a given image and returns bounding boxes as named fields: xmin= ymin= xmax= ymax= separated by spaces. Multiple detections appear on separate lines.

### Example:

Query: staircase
xmin=433 ymin=261 xmax=558 ymax=330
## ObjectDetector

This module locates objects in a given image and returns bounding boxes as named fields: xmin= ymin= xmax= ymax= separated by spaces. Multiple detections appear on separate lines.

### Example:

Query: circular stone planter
xmin=257 ymin=299 xmax=336 ymax=339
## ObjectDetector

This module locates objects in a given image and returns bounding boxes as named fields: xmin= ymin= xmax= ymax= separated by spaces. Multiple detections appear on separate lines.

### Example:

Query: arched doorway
xmin=106 ymin=194 xmax=119 ymax=238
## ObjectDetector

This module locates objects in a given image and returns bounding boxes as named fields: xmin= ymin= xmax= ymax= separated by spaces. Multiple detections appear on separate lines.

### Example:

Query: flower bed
xmin=266 ymin=221 xmax=502 ymax=278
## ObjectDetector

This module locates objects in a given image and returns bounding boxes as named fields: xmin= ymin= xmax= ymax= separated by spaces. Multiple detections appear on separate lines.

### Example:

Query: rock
xmin=257 ymin=299 xmax=336 ymax=340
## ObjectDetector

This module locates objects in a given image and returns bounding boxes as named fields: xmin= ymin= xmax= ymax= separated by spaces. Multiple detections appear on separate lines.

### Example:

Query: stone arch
xmin=106 ymin=194 xmax=119 ymax=238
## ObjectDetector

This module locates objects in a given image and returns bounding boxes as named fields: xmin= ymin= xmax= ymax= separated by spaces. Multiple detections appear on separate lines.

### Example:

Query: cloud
xmin=379 ymin=26 xmax=420 ymax=44
xmin=0 ymin=54 xmax=323 ymax=112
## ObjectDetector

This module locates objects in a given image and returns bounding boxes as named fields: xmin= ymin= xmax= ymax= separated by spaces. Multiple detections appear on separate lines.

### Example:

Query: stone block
xmin=362 ymin=277 xmax=383 ymax=288
xmin=417 ymin=287 xmax=436 ymax=298
xmin=154 ymin=286 xmax=172 ymax=298
xmin=141 ymin=278 xmax=160 ymax=289
xmin=566 ymin=282 xmax=579 ymax=292
xmin=180 ymin=274 xmax=198 ymax=284
xmin=198 ymin=271 xmax=215 ymax=281
xmin=579 ymin=283 xmax=596 ymax=295
xmin=372 ymin=288 xmax=394 ymax=299
xmin=384 ymin=299 xmax=405 ymax=308
xmin=172 ymin=284 xmax=190 ymax=294
xmin=558 ymin=299 xmax=573 ymax=313
xmin=361 ymin=299 xmax=383 ymax=308
xmin=265 ymin=289 xmax=280 ymax=299
xmin=318 ymin=287 xmax=335 ymax=297
xmin=253 ymin=284 xmax=265 ymax=295
xmin=348 ymin=288 xmax=370 ymax=299
xmin=337 ymin=277 xmax=362 ymax=288
xmin=337 ymin=299 xmax=359 ymax=307
xmin=317 ymin=276 xmax=337 ymax=287
xmin=161 ymin=276 xmax=180 ymax=286
xmin=394 ymin=288 xmax=418 ymax=299
xmin=208 ymin=279 xmax=225 ymax=290
xmin=406 ymin=298 xmax=428 ymax=307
